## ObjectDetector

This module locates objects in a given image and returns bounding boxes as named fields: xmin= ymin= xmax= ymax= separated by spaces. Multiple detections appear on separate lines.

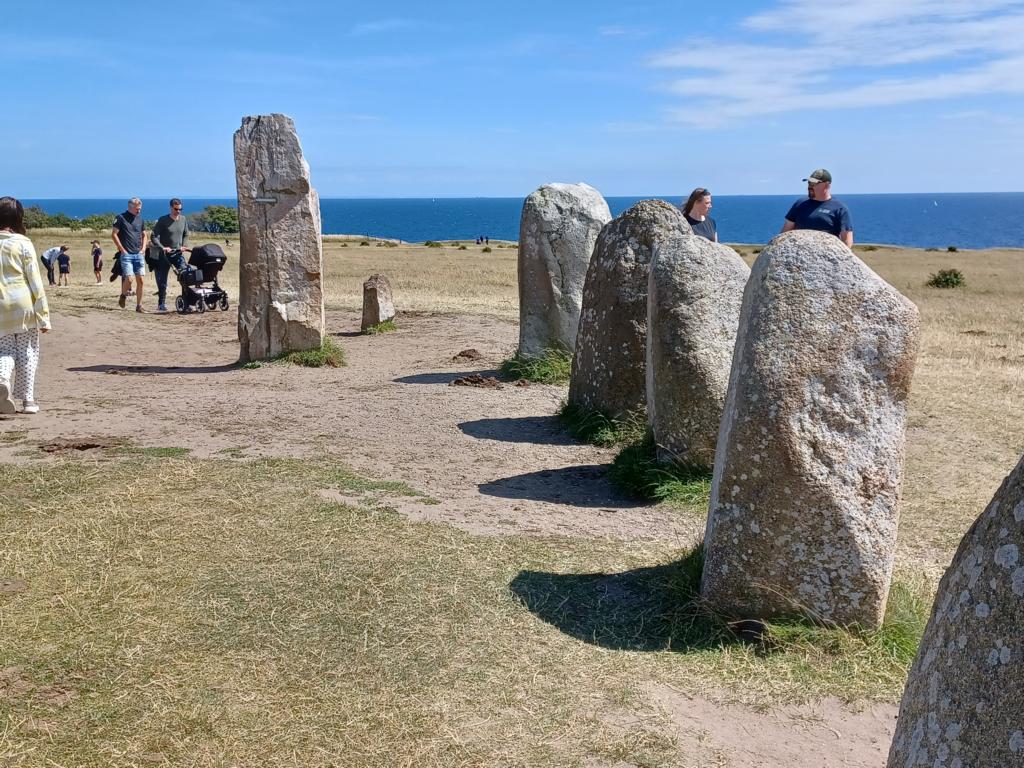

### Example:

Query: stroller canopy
xmin=189 ymin=243 xmax=227 ymax=268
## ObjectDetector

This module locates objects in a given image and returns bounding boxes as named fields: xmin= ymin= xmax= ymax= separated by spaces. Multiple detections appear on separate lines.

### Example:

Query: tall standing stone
xmin=888 ymin=454 xmax=1024 ymax=767
xmin=568 ymin=200 xmax=690 ymax=421
xmin=701 ymin=230 xmax=920 ymax=629
xmin=646 ymin=233 xmax=749 ymax=468
xmin=517 ymin=183 xmax=611 ymax=359
xmin=361 ymin=274 xmax=396 ymax=331
xmin=234 ymin=113 xmax=324 ymax=362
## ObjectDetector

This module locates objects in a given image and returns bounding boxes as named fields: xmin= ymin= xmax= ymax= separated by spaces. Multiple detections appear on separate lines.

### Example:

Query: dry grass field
xmin=2 ymin=229 xmax=1022 ymax=766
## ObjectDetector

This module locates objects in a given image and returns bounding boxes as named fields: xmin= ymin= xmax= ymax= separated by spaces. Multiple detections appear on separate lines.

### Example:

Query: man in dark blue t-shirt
xmin=112 ymin=197 xmax=149 ymax=312
xmin=781 ymin=169 xmax=853 ymax=247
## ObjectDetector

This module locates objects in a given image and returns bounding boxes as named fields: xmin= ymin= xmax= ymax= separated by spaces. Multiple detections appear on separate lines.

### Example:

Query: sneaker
xmin=136 ymin=305 xmax=146 ymax=313
xmin=0 ymin=381 xmax=15 ymax=414
xmin=118 ymin=294 xmax=127 ymax=309
xmin=157 ymin=304 xmax=168 ymax=313
xmin=22 ymin=401 xmax=39 ymax=415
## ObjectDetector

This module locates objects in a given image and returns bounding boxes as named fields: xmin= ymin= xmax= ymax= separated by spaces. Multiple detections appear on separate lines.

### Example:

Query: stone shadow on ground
xmin=67 ymin=363 xmax=238 ymax=375
xmin=458 ymin=416 xmax=579 ymax=446
xmin=394 ymin=369 xmax=501 ymax=385
xmin=479 ymin=464 xmax=646 ymax=508
xmin=509 ymin=547 xmax=726 ymax=652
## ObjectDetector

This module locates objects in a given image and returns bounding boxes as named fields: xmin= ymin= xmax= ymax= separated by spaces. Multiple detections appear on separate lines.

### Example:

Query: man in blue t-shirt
xmin=781 ymin=169 xmax=853 ymax=247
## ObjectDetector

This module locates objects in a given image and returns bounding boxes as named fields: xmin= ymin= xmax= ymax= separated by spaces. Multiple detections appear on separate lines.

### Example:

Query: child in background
xmin=56 ymin=248 xmax=71 ymax=286
xmin=91 ymin=240 xmax=103 ymax=284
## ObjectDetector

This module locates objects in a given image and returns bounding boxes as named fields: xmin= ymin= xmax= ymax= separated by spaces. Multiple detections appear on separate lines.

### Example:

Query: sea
xmin=21 ymin=193 xmax=1024 ymax=250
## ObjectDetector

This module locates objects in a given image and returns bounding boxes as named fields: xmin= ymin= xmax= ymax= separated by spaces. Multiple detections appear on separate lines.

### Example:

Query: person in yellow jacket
xmin=0 ymin=196 xmax=50 ymax=414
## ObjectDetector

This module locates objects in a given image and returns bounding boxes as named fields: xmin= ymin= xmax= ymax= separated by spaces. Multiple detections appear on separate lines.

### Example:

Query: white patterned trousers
xmin=0 ymin=330 xmax=40 ymax=402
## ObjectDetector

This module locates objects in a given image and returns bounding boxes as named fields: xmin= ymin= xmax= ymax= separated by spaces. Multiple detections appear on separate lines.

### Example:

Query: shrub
xmin=499 ymin=348 xmax=572 ymax=384
xmin=424 ymin=240 xmax=443 ymax=248
xmin=458 ymin=245 xmax=467 ymax=250
xmin=947 ymin=245 xmax=958 ymax=252
xmin=925 ymin=247 xmax=939 ymax=252
xmin=858 ymin=245 xmax=878 ymax=251
xmin=926 ymin=268 xmax=965 ymax=289
xmin=482 ymin=246 xmax=492 ymax=253
xmin=277 ymin=338 xmax=346 ymax=368
xmin=359 ymin=241 xmax=370 ymax=246
xmin=340 ymin=243 xmax=349 ymax=248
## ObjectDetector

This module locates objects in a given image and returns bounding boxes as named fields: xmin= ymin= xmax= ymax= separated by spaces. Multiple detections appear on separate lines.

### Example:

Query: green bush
xmin=926 ymin=268 xmax=965 ymax=289
xmin=458 ymin=245 xmax=467 ymax=250
xmin=424 ymin=241 xmax=443 ymax=248
xmin=499 ymin=349 xmax=572 ymax=384
xmin=340 ymin=243 xmax=349 ymax=248
xmin=947 ymin=245 xmax=958 ymax=252
xmin=359 ymin=241 xmax=370 ymax=246
xmin=482 ymin=246 xmax=492 ymax=253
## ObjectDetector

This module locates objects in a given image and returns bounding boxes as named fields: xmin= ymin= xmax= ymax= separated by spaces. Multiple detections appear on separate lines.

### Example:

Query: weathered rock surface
xmin=517 ymin=183 xmax=611 ymax=359
xmin=888 ymin=454 xmax=1024 ymax=767
xmin=701 ymin=230 xmax=920 ymax=629
xmin=568 ymin=200 xmax=690 ymax=421
xmin=361 ymin=274 xmax=396 ymax=331
xmin=234 ymin=113 xmax=324 ymax=362
xmin=646 ymin=233 xmax=749 ymax=467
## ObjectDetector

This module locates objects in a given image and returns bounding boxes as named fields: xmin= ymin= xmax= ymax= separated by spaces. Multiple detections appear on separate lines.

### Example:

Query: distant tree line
xmin=24 ymin=204 xmax=240 ymax=233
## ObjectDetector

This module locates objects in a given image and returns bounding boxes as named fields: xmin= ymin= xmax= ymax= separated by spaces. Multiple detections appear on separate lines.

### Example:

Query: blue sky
xmin=6 ymin=0 xmax=1024 ymax=197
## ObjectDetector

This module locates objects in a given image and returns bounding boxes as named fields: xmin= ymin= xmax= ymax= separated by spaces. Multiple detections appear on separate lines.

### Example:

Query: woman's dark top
xmin=685 ymin=214 xmax=717 ymax=242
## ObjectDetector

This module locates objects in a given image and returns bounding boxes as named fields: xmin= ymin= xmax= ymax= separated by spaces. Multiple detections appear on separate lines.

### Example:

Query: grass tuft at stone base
xmin=558 ymin=401 xmax=646 ymax=447
xmin=277 ymin=337 xmax=347 ymax=367
xmin=499 ymin=348 xmax=572 ymax=384
xmin=362 ymin=318 xmax=397 ymax=335
xmin=608 ymin=435 xmax=713 ymax=508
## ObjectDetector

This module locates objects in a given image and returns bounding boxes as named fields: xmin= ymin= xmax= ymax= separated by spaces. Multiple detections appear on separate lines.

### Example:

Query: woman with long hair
xmin=682 ymin=188 xmax=718 ymax=242
xmin=0 ymin=196 xmax=50 ymax=413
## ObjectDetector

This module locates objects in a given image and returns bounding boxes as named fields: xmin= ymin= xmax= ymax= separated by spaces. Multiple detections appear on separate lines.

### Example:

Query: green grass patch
xmin=240 ymin=360 xmax=263 ymax=369
xmin=557 ymin=401 xmax=646 ymax=447
xmin=499 ymin=348 xmax=572 ymax=384
xmin=926 ymin=268 xmax=965 ymax=288
xmin=278 ymin=338 xmax=346 ymax=368
xmin=362 ymin=318 xmax=397 ymax=335
xmin=1 ymin=430 xmax=28 ymax=443
xmin=608 ymin=435 xmax=713 ymax=508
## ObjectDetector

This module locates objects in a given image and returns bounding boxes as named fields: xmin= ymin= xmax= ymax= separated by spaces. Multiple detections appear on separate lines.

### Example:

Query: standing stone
xmin=361 ymin=274 xmax=396 ymax=331
xmin=701 ymin=230 xmax=920 ymax=629
xmin=646 ymin=233 xmax=749 ymax=467
xmin=234 ymin=113 xmax=324 ymax=362
xmin=517 ymin=183 xmax=611 ymax=359
xmin=568 ymin=200 xmax=690 ymax=421
xmin=888 ymin=455 xmax=1024 ymax=767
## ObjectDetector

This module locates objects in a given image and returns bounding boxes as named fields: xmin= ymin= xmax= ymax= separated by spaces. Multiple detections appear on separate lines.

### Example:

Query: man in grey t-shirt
xmin=150 ymin=198 xmax=191 ymax=312
xmin=112 ymin=197 xmax=149 ymax=312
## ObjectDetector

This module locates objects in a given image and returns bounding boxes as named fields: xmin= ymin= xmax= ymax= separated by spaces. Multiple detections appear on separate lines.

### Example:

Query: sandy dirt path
xmin=0 ymin=302 xmax=897 ymax=767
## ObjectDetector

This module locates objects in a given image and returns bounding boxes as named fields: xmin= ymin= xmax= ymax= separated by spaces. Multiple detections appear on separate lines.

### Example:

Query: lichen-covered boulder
xmin=568 ymin=200 xmax=690 ymax=421
xmin=234 ymin=113 xmax=324 ymax=362
xmin=888 ymin=454 xmax=1024 ymax=767
xmin=517 ymin=183 xmax=611 ymax=359
xmin=701 ymin=230 xmax=920 ymax=629
xmin=361 ymin=274 xmax=396 ymax=331
xmin=645 ymin=233 xmax=748 ymax=467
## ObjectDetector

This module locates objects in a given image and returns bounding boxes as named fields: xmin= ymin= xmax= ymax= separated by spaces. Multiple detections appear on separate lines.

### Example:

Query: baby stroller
xmin=174 ymin=244 xmax=230 ymax=314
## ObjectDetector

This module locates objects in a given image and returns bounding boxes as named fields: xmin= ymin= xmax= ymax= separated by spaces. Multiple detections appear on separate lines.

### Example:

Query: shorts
xmin=93 ymin=259 xmax=103 ymax=271
xmin=119 ymin=252 xmax=145 ymax=277
xmin=59 ymin=266 xmax=70 ymax=274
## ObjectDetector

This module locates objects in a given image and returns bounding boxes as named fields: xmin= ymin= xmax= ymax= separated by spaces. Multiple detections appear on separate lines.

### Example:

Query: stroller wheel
xmin=175 ymin=296 xmax=187 ymax=314
xmin=196 ymin=298 xmax=206 ymax=314
xmin=219 ymin=296 xmax=229 ymax=311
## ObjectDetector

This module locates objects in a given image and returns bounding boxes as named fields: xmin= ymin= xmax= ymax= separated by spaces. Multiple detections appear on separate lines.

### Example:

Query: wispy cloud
xmin=598 ymin=25 xmax=651 ymax=40
xmin=649 ymin=0 xmax=1024 ymax=127
xmin=349 ymin=18 xmax=428 ymax=36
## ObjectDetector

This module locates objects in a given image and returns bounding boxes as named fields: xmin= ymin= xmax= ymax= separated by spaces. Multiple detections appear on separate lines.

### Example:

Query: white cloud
xmin=649 ymin=1 xmax=1024 ymax=127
